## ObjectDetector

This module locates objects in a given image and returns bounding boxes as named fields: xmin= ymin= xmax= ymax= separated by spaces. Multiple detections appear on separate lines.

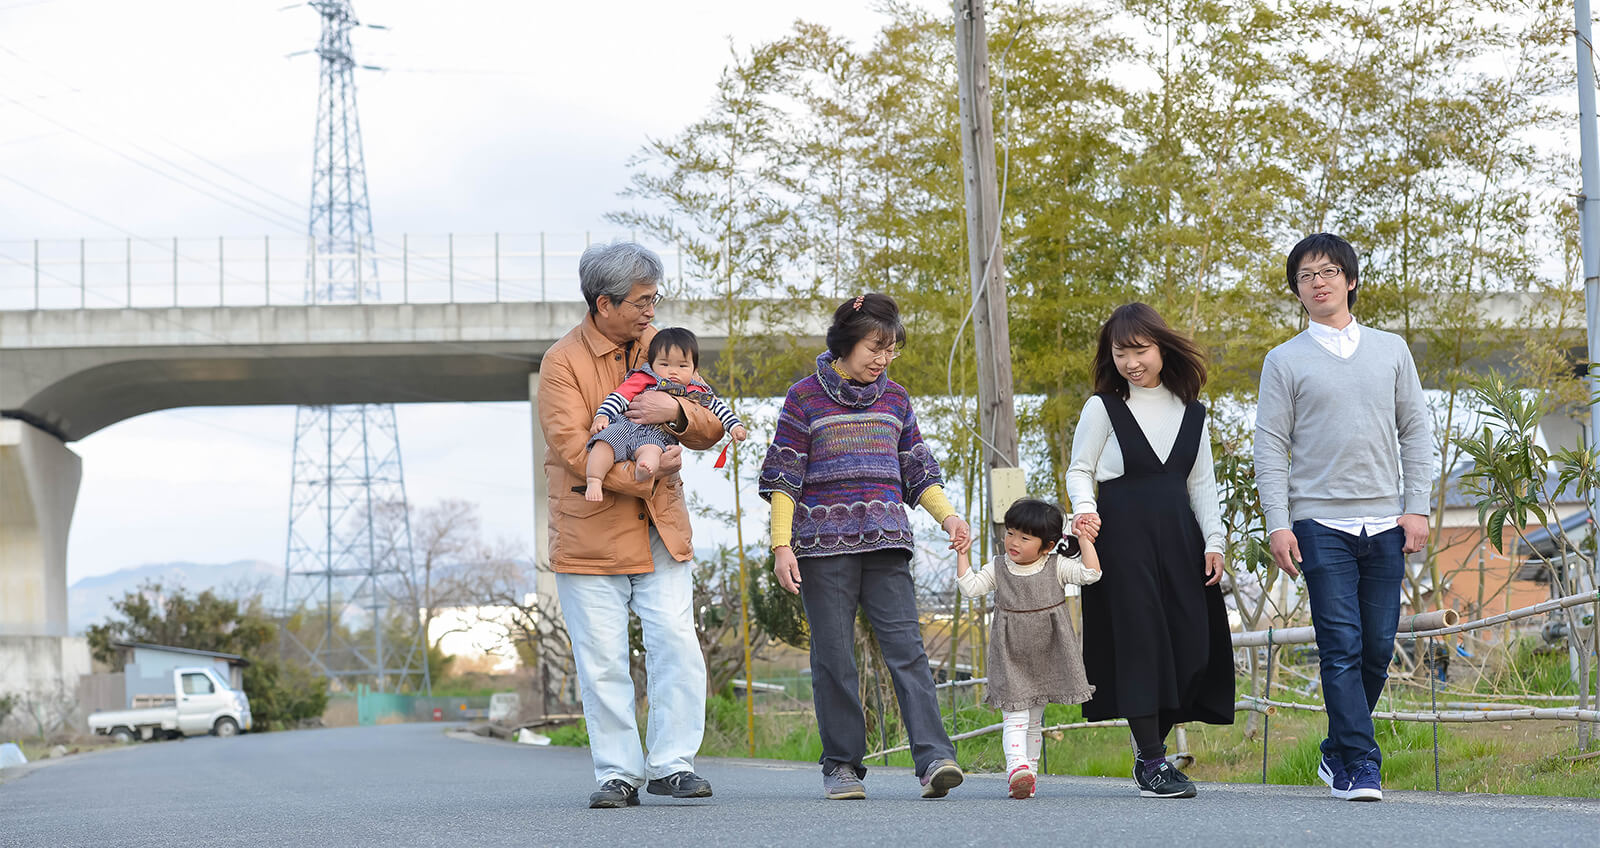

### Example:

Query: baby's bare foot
xmin=584 ymin=479 xmax=604 ymax=502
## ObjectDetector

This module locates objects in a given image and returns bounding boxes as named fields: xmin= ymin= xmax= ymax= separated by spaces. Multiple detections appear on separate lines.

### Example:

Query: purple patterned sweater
xmin=758 ymin=352 xmax=943 ymax=558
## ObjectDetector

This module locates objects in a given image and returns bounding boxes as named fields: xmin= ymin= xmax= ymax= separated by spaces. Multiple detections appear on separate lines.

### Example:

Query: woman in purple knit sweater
xmin=759 ymin=292 xmax=974 ymax=801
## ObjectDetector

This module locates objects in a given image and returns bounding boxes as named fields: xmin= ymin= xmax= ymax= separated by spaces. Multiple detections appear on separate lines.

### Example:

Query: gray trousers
xmin=798 ymin=548 xmax=955 ymax=778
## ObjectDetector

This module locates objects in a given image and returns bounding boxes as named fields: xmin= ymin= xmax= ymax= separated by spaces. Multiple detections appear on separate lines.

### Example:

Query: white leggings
xmin=1002 ymin=706 xmax=1044 ymax=772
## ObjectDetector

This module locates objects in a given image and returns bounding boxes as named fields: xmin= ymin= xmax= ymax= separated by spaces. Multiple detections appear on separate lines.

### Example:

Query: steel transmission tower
xmin=281 ymin=0 xmax=427 ymax=693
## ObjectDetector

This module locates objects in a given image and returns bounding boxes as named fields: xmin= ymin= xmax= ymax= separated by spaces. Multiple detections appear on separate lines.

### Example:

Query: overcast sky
xmin=0 ymin=0 xmax=944 ymax=584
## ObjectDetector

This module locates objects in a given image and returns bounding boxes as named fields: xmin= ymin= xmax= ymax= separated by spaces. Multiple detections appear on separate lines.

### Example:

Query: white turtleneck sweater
xmin=1065 ymin=382 xmax=1225 ymax=555
xmin=955 ymin=550 xmax=1102 ymax=599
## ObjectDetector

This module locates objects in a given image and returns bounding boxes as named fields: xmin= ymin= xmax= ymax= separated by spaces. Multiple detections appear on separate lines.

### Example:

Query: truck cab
xmin=174 ymin=667 xmax=249 ymax=736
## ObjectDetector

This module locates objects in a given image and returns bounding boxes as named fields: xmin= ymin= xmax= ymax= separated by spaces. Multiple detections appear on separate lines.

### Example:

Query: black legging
xmin=1129 ymin=714 xmax=1175 ymax=762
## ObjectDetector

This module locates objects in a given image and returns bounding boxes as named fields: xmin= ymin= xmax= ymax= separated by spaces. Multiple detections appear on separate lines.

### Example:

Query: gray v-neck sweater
xmin=1253 ymin=327 xmax=1434 ymax=533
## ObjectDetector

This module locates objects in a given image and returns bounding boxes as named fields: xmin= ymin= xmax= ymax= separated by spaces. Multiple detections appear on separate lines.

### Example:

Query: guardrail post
xmin=265 ymin=235 xmax=271 ymax=306
xmin=218 ymin=236 xmax=225 ymax=306
xmin=494 ymin=232 xmax=501 ymax=302
xmin=79 ymin=237 xmax=86 ymax=308
xmin=33 ymin=238 xmax=39 ymax=309
xmin=402 ymin=233 xmax=409 ymax=303
xmin=126 ymin=237 xmax=132 ymax=307
xmin=1262 ymin=628 xmax=1274 ymax=784
xmin=173 ymin=236 xmax=179 ymax=306
xmin=448 ymin=232 xmax=455 ymax=302
xmin=1430 ymin=635 xmax=1440 ymax=790
xmin=540 ymin=231 xmax=546 ymax=301
xmin=356 ymin=240 xmax=364 ymax=304
xmin=310 ymin=238 xmax=318 ymax=305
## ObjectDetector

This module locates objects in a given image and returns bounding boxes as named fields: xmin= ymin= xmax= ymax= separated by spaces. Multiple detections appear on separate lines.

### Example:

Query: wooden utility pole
xmin=955 ymin=0 xmax=1022 ymax=551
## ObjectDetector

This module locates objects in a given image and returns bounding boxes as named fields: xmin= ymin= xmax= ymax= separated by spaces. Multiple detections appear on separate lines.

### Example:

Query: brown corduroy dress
xmin=983 ymin=554 xmax=1096 ymax=713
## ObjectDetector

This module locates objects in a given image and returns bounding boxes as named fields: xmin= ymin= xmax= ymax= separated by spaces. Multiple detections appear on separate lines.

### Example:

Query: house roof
xmin=1436 ymin=462 xmax=1587 ymax=510
xmin=112 ymin=640 xmax=250 ymax=665
xmin=1515 ymin=510 xmax=1596 ymax=561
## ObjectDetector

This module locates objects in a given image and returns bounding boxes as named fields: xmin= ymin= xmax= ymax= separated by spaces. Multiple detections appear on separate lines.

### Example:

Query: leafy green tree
xmin=1457 ymin=372 xmax=1599 ymax=747
xmin=86 ymin=581 xmax=270 ymax=665
xmin=86 ymin=582 xmax=326 ymax=730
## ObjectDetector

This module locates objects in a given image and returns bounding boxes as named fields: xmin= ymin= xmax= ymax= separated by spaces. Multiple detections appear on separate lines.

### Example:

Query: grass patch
xmin=544 ymin=720 xmax=589 ymax=748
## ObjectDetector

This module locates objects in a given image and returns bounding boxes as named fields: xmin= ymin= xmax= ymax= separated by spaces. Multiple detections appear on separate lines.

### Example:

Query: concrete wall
xmin=0 ymin=635 xmax=92 ymax=695
xmin=0 ymin=420 xmax=81 ymax=637
xmin=0 ymin=635 xmax=92 ymax=736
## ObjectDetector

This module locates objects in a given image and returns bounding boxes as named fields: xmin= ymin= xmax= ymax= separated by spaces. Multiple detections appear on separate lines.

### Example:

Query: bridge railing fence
xmin=0 ymin=233 xmax=686 ymax=310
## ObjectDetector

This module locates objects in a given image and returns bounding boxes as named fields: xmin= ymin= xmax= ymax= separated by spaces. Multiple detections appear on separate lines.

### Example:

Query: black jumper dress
xmin=1079 ymin=392 xmax=1235 ymax=726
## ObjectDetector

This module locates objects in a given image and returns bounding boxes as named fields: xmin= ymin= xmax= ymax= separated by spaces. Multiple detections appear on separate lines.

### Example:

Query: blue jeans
xmin=555 ymin=528 xmax=706 ymax=787
xmin=1294 ymin=520 xmax=1405 ymax=768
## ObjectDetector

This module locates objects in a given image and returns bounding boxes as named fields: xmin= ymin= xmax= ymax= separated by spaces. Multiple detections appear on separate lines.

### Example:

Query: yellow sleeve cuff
xmin=918 ymin=486 xmax=956 ymax=524
xmin=770 ymin=491 xmax=795 ymax=549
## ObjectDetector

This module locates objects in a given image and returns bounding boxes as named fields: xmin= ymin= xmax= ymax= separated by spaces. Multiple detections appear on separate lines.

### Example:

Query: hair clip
xmin=852 ymin=295 xmax=865 ymax=311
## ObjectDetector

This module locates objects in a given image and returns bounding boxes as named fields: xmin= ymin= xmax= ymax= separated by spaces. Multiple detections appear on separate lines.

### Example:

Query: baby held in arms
xmin=583 ymin=327 xmax=747 ymax=501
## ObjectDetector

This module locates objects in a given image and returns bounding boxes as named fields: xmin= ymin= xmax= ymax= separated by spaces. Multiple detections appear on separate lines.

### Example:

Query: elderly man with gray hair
xmin=538 ymin=241 xmax=724 ymax=808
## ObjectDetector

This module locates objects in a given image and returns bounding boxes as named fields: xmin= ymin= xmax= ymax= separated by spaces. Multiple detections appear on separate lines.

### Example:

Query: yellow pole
xmin=732 ymin=439 xmax=756 ymax=757
xmin=722 ymin=230 xmax=756 ymax=757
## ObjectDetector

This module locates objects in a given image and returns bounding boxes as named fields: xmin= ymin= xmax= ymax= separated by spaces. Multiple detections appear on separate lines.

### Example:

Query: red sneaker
xmin=1008 ymin=764 xmax=1035 ymax=799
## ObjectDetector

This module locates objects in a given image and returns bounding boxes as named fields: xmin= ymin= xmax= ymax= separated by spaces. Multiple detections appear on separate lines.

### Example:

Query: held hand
xmin=625 ymin=391 xmax=681 ymax=426
xmin=589 ymin=416 xmax=608 ymax=436
xmin=1268 ymin=528 xmax=1302 ymax=579
xmin=1398 ymin=513 xmax=1429 ymax=554
xmin=730 ymin=424 xmax=748 ymax=442
xmin=1203 ymin=552 xmax=1224 ymax=586
xmin=655 ymin=445 xmax=684 ymax=478
xmin=942 ymin=515 xmax=972 ymax=554
xmin=1071 ymin=512 xmax=1101 ymax=543
xmin=955 ymin=546 xmax=971 ymax=577
xmin=774 ymin=545 xmax=802 ymax=594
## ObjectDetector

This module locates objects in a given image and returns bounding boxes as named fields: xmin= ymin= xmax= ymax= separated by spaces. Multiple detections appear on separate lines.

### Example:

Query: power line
xmin=1 ymin=95 xmax=304 ymax=233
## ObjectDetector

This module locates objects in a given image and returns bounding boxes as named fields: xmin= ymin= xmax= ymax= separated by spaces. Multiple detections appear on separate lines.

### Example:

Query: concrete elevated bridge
xmin=0 ymin=235 xmax=1588 ymax=643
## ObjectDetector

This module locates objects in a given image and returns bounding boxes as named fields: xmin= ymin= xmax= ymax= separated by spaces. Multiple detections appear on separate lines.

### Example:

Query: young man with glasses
xmin=1253 ymin=232 xmax=1434 ymax=801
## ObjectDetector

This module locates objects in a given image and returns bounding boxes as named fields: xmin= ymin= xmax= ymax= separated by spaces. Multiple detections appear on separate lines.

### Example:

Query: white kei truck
xmin=87 ymin=666 xmax=253 ymax=742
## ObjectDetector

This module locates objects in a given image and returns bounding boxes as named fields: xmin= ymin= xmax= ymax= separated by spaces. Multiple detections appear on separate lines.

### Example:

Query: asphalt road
xmin=1 ymin=722 xmax=1595 ymax=847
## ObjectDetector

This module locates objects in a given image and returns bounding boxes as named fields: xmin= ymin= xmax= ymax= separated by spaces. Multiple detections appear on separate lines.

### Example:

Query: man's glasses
xmin=1295 ymin=266 xmax=1344 ymax=285
xmin=620 ymin=293 xmax=664 ymax=311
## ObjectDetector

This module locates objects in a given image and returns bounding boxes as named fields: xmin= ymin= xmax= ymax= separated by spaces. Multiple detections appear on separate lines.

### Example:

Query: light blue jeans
xmin=554 ymin=528 xmax=706 ymax=787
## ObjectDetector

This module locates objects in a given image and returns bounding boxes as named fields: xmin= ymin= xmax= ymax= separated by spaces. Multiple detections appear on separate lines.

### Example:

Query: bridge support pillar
xmin=529 ymin=372 xmax=553 ymax=599
xmin=0 ymin=419 xmax=81 ymax=637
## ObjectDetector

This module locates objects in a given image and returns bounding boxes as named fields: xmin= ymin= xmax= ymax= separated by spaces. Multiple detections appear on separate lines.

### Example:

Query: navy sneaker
xmin=1134 ymin=757 xmax=1196 ymax=798
xmin=1345 ymin=759 xmax=1382 ymax=801
xmin=1318 ymin=751 xmax=1353 ymax=799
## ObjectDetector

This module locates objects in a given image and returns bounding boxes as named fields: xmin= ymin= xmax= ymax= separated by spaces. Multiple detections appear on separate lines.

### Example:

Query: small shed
xmin=111 ymin=641 xmax=249 ymax=708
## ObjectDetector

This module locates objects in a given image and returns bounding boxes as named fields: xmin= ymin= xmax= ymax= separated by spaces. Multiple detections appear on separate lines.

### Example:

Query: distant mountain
xmin=69 ymin=560 xmax=284 ymax=635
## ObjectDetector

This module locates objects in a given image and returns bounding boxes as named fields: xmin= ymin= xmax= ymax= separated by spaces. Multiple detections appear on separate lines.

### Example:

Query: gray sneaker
xmin=920 ymin=759 xmax=964 ymax=798
xmin=823 ymin=764 xmax=866 ymax=800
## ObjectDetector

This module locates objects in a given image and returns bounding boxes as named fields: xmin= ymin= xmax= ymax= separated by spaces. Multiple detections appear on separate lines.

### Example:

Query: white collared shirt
xmin=1306 ymin=316 xmax=1362 ymax=359
xmin=1298 ymin=317 xmax=1401 ymax=537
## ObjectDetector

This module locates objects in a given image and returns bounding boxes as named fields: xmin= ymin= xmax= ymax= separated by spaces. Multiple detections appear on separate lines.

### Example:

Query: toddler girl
xmin=585 ymin=327 xmax=746 ymax=501
xmin=956 ymin=497 xmax=1101 ymax=799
